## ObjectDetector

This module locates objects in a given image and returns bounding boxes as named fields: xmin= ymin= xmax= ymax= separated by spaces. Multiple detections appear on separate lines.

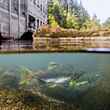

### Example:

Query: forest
xmin=48 ymin=0 xmax=110 ymax=31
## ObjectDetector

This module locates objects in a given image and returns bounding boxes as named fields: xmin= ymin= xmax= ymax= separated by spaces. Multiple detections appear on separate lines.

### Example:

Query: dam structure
xmin=0 ymin=0 xmax=48 ymax=39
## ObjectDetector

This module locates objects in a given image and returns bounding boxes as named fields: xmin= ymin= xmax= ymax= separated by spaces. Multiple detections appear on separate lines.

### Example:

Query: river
xmin=0 ymin=53 xmax=110 ymax=109
xmin=0 ymin=43 xmax=110 ymax=109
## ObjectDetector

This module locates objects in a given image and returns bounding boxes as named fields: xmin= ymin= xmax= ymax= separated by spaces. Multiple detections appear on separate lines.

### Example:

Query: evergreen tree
xmin=82 ymin=14 xmax=101 ymax=30
xmin=103 ymin=17 xmax=110 ymax=28
xmin=48 ymin=0 xmax=94 ymax=30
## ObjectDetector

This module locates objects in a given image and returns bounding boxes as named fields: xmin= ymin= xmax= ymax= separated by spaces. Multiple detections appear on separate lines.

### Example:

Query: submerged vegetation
xmin=0 ymin=62 xmax=108 ymax=110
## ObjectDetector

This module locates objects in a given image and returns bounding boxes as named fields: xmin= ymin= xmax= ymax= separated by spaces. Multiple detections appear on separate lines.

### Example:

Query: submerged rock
xmin=0 ymin=65 xmax=104 ymax=109
xmin=38 ymin=63 xmax=103 ymax=104
xmin=48 ymin=62 xmax=60 ymax=70
xmin=0 ymin=74 xmax=19 ymax=89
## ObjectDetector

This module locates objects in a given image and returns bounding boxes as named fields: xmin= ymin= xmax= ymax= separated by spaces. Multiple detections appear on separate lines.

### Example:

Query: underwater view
xmin=1 ymin=0 xmax=110 ymax=109
xmin=0 ymin=53 xmax=109 ymax=110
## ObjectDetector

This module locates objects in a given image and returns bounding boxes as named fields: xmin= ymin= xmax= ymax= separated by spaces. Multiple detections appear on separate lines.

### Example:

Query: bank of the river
xmin=33 ymin=36 xmax=110 ymax=52
xmin=0 ymin=49 xmax=110 ymax=54
xmin=33 ymin=27 xmax=110 ymax=51
xmin=0 ymin=48 xmax=85 ymax=54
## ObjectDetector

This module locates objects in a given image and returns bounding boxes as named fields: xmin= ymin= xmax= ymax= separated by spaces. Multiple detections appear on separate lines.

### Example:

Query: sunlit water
xmin=0 ymin=53 xmax=110 ymax=109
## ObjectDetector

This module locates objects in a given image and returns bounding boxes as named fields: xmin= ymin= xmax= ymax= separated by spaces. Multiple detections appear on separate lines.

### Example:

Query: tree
xmin=66 ymin=0 xmax=90 ymax=29
xmin=66 ymin=11 xmax=79 ymax=29
xmin=48 ymin=0 xmax=64 ymax=27
xmin=48 ymin=0 xmax=90 ymax=29
xmin=82 ymin=15 xmax=101 ymax=30
xmin=103 ymin=17 xmax=110 ymax=28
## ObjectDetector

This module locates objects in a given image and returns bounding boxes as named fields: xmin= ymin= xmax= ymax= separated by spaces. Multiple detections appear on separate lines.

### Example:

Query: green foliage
xmin=48 ymin=0 xmax=62 ymax=27
xmin=48 ymin=0 xmax=79 ymax=29
xmin=69 ymin=80 xmax=77 ymax=88
xmin=19 ymin=67 xmax=33 ymax=87
xmin=48 ymin=15 xmax=59 ymax=28
xmin=103 ymin=17 xmax=110 ymax=28
xmin=48 ymin=0 xmax=103 ymax=31
xmin=81 ymin=15 xmax=101 ymax=31
xmin=66 ymin=12 xmax=79 ymax=29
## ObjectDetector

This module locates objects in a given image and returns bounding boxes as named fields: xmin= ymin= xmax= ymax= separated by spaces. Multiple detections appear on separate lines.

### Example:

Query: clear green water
xmin=0 ymin=53 xmax=109 ymax=73
xmin=0 ymin=53 xmax=110 ymax=109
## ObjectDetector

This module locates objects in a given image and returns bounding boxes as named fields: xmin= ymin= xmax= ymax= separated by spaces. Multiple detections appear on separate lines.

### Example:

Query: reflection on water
xmin=0 ymin=37 xmax=110 ymax=51
xmin=87 ymin=48 xmax=110 ymax=52
xmin=0 ymin=53 xmax=109 ymax=109
xmin=0 ymin=40 xmax=33 ymax=50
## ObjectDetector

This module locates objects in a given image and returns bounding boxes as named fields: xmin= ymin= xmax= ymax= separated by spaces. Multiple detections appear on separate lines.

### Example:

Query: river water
xmin=0 ymin=53 xmax=110 ymax=109
xmin=0 ymin=37 xmax=110 ymax=109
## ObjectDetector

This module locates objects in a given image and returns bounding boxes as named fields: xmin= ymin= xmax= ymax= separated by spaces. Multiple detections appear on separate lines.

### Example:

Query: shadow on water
xmin=0 ymin=40 xmax=33 ymax=50
xmin=0 ymin=31 xmax=33 ymax=51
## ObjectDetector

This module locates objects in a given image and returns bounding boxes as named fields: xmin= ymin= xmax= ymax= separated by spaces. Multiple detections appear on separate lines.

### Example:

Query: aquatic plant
xmin=36 ymin=63 xmax=103 ymax=104
xmin=0 ymin=64 xmax=103 ymax=109
xmin=69 ymin=80 xmax=77 ymax=88
xmin=19 ymin=67 xmax=33 ymax=87
xmin=0 ymin=73 xmax=19 ymax=89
